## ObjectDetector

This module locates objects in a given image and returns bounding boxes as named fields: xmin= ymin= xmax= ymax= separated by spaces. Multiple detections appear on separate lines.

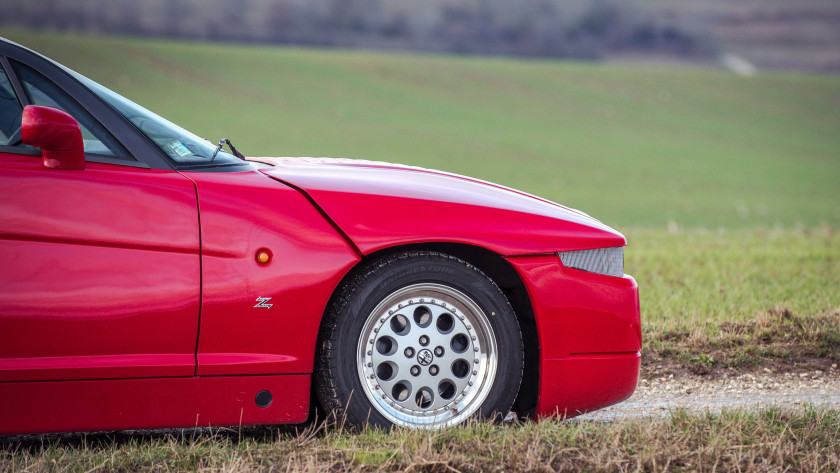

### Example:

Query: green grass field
xmin=2 ymin=29 xmax=838 ymax=370
xmin=1 ymin=29 xmax=839 ymax=473
xmin=629 ymin=227 xmax=839 ymax=373
xmin=627 ymin=228 xmax=838 ymax=327
xmin=3 ymin=30 xmax=839 ymax=229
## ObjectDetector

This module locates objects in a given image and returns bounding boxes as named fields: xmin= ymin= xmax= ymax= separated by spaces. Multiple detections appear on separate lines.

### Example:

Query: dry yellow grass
xmin=2 ymin=408 xmax=838 ymax=472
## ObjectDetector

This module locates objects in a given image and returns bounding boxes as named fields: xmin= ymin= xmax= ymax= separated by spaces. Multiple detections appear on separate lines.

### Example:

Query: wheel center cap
xmin=417 ymin=349 xmax=433 ymax=366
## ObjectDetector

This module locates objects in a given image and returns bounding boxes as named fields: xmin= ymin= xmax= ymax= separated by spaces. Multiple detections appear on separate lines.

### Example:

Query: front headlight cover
xmin=557 ymin=247 xmax=624 ymax=277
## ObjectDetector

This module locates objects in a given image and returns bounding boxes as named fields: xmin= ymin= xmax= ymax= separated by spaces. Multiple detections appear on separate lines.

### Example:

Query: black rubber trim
xmin=0 ymin=55 xmax=26 ymax=106
xmin=87 ymin=154 xmax=151 ymax=169
xmin=0 ymin=145 xmax=39 ymax=156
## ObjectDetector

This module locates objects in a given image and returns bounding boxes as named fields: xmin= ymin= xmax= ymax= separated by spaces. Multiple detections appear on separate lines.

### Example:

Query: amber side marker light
xmin=256 ymin=248 xmax=273 ymax=265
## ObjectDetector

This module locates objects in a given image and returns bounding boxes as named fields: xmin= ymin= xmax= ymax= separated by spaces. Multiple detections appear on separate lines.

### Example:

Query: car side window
xmin=0 ymin=63 xmax=23 ymax=147
xmin=12 ymin=60 xmax=129 ymax=158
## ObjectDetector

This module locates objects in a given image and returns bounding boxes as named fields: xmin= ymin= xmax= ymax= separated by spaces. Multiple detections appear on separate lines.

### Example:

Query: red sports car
xmin=0 ymin=37 xmax=640 ymax=433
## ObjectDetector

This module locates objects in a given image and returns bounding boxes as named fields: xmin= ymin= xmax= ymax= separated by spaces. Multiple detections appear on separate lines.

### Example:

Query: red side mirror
xmin=21 ymin=105 xmax=85 ymax=170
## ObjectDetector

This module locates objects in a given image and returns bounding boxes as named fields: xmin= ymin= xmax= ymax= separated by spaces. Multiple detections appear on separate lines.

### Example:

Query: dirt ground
xmin=579 ymin=363 xmax=840 ymax=421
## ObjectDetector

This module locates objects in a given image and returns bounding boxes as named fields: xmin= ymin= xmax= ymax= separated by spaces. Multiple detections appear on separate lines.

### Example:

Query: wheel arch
xmin=315 ymin=241 xmax=540 ymax=419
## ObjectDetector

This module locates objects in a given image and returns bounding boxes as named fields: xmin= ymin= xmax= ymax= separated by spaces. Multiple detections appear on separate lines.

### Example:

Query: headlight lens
xmin=557 ymin=247 xmax=624 ymax=277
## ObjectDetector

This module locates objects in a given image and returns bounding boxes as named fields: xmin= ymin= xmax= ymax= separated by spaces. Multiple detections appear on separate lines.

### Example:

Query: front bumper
xmin=506 ymin=254 xmax=641 ymax=417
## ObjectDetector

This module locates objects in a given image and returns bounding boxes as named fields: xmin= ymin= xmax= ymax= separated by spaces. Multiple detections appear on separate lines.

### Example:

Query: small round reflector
xmin=256 ymin=249 xmax=272 ymax=265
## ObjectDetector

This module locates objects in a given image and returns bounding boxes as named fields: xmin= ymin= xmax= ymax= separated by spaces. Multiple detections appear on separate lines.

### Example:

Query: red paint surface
xmin=0 ymin=155 xmax=200 ymax=382
xmin=506 ymin=255 xmax=641 ymax=357
xmin=183 ymin=170 xmax=360 ymax=376
xmin=1 ymin=150 xmax=641 ymax=433
xmin=536 ymin=353 xmax=641 ymax=417
xmin=261 ymin=158 xmax=626 ymax=256
xmin=1 ymin=39 xmax=644 ymax=433
xmin=0 ymin=375 xmax=310 ymax=435
xmin=506 ymin=255 xmax=641 ymax=415
xmin=21 ymin=105 xmax=85 ymax=170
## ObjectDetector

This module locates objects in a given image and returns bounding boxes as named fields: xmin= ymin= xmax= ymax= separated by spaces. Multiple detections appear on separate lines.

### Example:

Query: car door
xmin=0 ymin=54 xmax=201 ymax=382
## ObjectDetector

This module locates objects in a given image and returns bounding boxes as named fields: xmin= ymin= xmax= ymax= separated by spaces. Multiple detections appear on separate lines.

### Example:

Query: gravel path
xmin=579 ymin=364 xmax=840 ymax=421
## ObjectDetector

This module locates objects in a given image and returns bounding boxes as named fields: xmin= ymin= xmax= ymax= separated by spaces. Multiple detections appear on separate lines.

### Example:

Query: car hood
xmin=256 ymin=157 xmax=626 ymax=256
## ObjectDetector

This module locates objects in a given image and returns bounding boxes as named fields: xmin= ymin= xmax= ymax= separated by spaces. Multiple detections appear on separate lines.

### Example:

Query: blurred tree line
xmin=0 ymin=0 xmax=712 ymax=60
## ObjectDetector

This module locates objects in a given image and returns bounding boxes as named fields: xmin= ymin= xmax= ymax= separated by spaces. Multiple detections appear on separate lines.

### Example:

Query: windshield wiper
xmin=210 ymin=138 xmax=246 ymax=162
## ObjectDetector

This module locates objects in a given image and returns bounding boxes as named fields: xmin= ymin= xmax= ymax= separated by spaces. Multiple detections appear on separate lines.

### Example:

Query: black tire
xmin=315 ymin=251 xmax=523 ymax=429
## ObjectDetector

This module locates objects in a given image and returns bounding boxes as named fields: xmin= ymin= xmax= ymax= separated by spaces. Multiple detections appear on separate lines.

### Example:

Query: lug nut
xmin=429 ymin=365 xmax=439 ymax=376
xmin=410 ymin=365 xmax=421 ymax=376
xmin=405 ymin=347 xmax=415 ymax=357
xmin=419 ymin=335 xmax=429 ymax=346
xmin=434 ymin=346 xmax=444 ymax=357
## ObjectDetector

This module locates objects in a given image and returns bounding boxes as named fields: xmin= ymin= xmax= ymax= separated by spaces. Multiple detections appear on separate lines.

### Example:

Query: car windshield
xmin=63 ymin=67 xmax=241 ymax=166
